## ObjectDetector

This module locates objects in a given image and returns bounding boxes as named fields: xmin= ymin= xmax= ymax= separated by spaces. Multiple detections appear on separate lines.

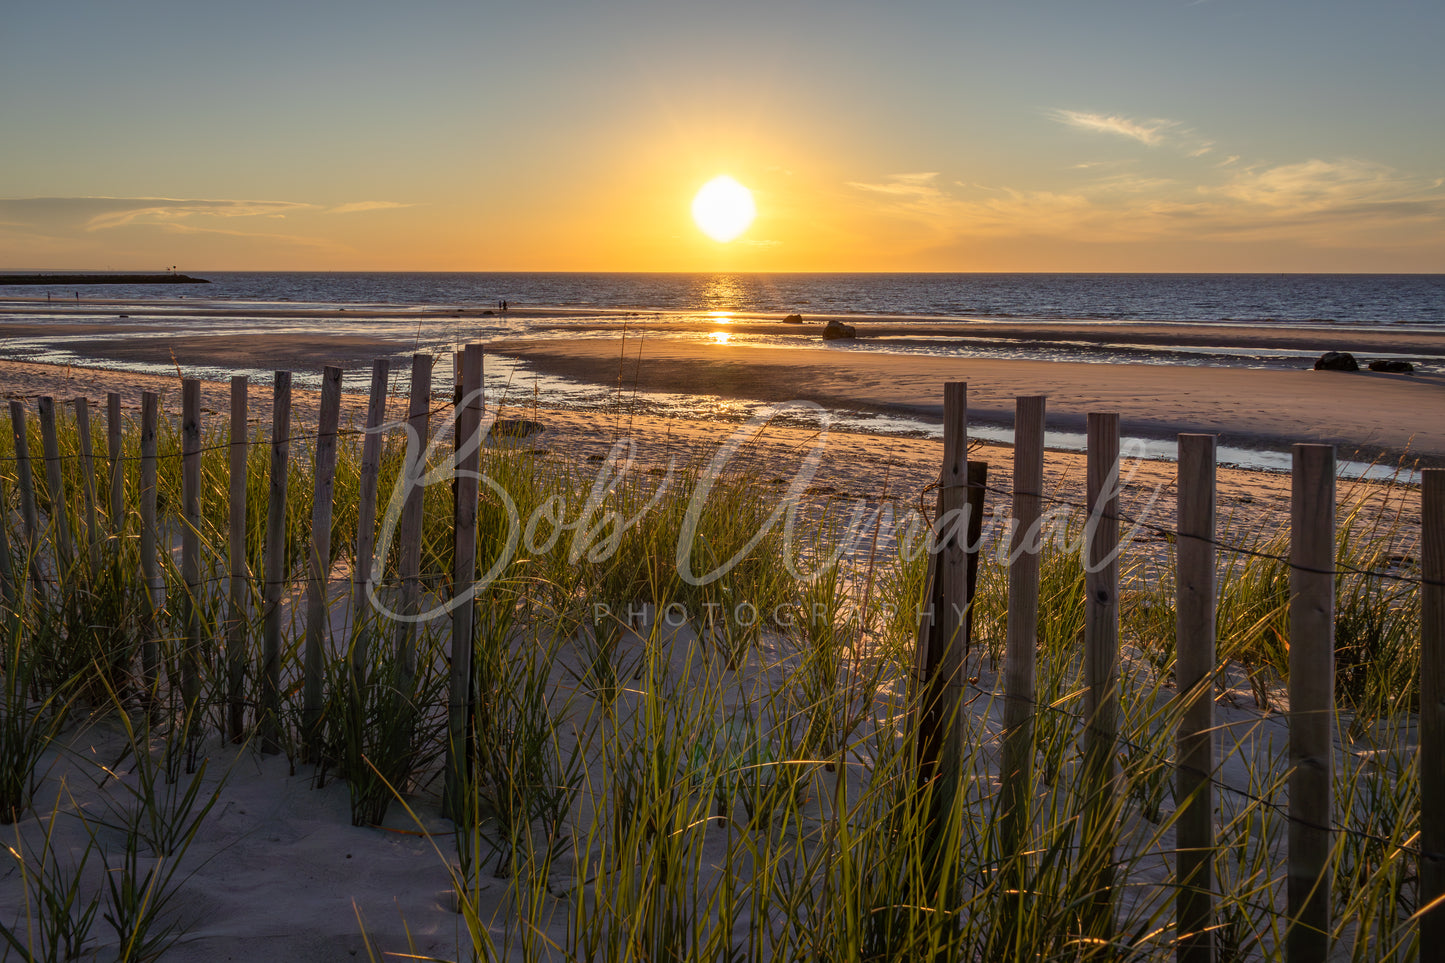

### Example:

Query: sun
xmin=691 ymin=175 xmax=756 ymax=243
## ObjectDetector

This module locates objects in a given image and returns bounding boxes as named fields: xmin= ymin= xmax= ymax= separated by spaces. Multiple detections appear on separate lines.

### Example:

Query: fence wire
xmin=0 ymin=383 xmax=1440 ymax=874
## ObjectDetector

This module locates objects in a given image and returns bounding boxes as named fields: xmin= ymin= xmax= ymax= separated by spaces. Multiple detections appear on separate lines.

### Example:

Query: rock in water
xmin=822 ymin=319 xmax=856 ymax=340
xmin=1314 ymin=351 xmax=1359 ymax=371
xmin=782 ymin=313 xmax=803 ymax=324
xmin=1368 ymin=359 xmax=1415 ymax=373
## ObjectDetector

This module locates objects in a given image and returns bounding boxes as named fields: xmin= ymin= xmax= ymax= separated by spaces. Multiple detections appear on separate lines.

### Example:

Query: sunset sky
xmin=2 ymin=1 xmax=1442 ymax=273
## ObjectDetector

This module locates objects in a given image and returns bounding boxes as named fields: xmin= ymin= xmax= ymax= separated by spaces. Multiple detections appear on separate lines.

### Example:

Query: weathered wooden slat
xmin=1422 ymin=469 xmax=1445 ymax=947
xmin=444 ymin=344 xmax=484 ymax=817
xmin=139 ymin=391 xmax=161 ymax=701
xmin=1083 ymin=411 xmax=1121 ymax=938
xmin=1175 ymin=433 xmax=1217 ymax=963
xmin=180 ymin=379 xmax=203 ymax=719
xmin=9 ymin=401 xmax=42 ymax=593
xmin=1000 ymin=395 xmax=1045 ymax=863
xmin=106 ymin=392 xmax=123 ymax=532
xmin=302 ymin=365 xmax=344 ymax=759
xmin=260 ymin=372 xmax=292 ymax=755
xmin=227 ymin=376 xmax=250 ymax=743
xmin=73 ymin=397 xmax=101 ymax=571
xmin=394 ymin=353 xmax=433 ymax=685
xmin=36 ymin=397 xmax=73 ymax=569
xmin=1287 ymin=443 xmax=1335 ymax=962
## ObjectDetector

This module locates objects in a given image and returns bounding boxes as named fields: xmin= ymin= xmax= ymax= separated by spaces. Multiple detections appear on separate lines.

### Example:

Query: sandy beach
xmin=0 ymin=314 xmax=1435 ymax=961
xmin=3 ymin=305 xmax=1442 ymax=467
xmin=520 ymin=315 xmax=1445 ymax=357
xmin=489 ymin=334 xmax=1445 ymax=466
xmin=0 ymin=353 xmax=1423 ymax=548
xmin=0 ymin=346 xmax=1428 ymax=961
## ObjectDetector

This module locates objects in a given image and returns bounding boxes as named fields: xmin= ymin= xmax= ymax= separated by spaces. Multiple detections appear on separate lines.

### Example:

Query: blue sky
xmin=2 ymin=0 xmax=1441 ymax=271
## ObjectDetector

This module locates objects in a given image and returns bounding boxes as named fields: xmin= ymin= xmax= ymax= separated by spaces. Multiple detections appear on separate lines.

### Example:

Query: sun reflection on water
xmin=701 ymin=275 xmax=743 ymax=312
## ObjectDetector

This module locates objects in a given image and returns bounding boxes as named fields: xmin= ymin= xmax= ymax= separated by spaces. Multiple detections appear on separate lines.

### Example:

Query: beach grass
xmin=0 ymin=396 xmax=1429 ymax=960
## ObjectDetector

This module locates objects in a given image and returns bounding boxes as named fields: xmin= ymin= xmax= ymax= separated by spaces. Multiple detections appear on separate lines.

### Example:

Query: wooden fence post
xmin=139 ymin=391 xmax=161 ymax=702
xmin=1287 ymin=443 xmax=1335 ymax=962
xmin=9 ymin=401 xmax=42 ymax=591
xmin=73 ymin=397 xmax=101 ymax=572
xmin=963 ymin=460 xmax=988 ymax=646
xmin=394 ymin=353 xmax=433 ymax=687
xmin=260 ymin=372 xmax=292 ymax=755
xmin=1000 ymin=396 xmax=1045 ymax=865
xmin=226 ymin=376 xmax=250 ymax=743
xmin=180 ymin=379 xmax=203 ymax=723
xmin=1175 ymin=433 xmax=1217 ymax=963
xmin=303 ymin=365 xmax=344 ymax=759
xmin=350 ymin=358 xmax=390 ymax=688
xmin=1083 ymin=411 xmax=1121 ymax=937
xmin=0 ymin=478 xmax=13 ymax=606
xmin=445 ymin=344 xmax=484 ymax=818
xmin=107 ymin=392 xmax=123 ymax=533
xmin=36 ymin=397 xmax=73 ymax=571
xmin=1423 ymin=468 xmax=1445 ymax=946
xmin=911 ymin=381 xmax=969 ymax=809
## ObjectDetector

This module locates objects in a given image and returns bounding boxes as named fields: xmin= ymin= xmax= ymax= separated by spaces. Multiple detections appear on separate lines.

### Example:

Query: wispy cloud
xmin=329 ymin=200 xmax=413 ymax=214
xmin=847 ymin=173 xmax=954 ymax=216
xmin=1050 ymin=109 xmax=1213 ymax=155
xmin=844 ymin=153 xmax=1445 ymax=253
xmin=1071 ymin=160 xmax=1135 ymax=171
xmin=90 ymin=199 xmax=315 ymax=230
xmin=849 ymin=172 xmax=944 ymax=198
xmin=154 ymin=220 xmax=344 ymax=250
xmin=1050 ymin=110 xmax=1177 ymax=146
xmin=0 ymin=196 xmax=350 ymax=255
xmin=0 ymin=196 xmax=314 ymax=232
xmin=1187 ymin=158 xmax=1445 ymax=243
xmin=1216 ymin=158 xmax=1440 ymax=211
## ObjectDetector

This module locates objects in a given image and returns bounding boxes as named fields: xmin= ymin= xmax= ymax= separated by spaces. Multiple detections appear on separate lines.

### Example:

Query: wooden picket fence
xmin=891 ymin=384 xmax=1442 ymax=961
xmin=2 ymin=359 xmax=1443 ymax=961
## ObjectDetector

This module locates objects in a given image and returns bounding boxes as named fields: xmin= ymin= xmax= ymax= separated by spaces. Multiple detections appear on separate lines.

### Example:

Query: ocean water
xmin=5 ymin=270 xmax=1443 ymax=325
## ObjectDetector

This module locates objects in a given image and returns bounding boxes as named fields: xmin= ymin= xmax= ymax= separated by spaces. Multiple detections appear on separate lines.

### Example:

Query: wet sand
xmin=522 ymin=316 xmax=1445 ymax=357
xmin=4 ymin=304 xmax=1439 ymax=464
xmin=0 ymin=357 xmax=1425 ymax=551
xmin=490 ymin=335 xmax=1445 ymax=466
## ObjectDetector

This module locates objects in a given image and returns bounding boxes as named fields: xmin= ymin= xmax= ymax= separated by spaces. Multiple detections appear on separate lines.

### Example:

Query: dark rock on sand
xmin=1368 ymin=359 xmax=1415 ymax=373
xmin=1314 ymin=351 xmax=1358 ymax=371
xmin=487 ymin=418 xmax=546 ymax=441
xmin=782 ymin=313 xmax=803 ymax=324
xmin=823 ymin=319 xmax=856 ymax=340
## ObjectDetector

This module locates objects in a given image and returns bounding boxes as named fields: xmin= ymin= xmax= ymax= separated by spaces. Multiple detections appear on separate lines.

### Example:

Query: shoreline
xmin=0 ymin=356 xmax=1425 ymax=545
xmin=2 ymin=307 xmax=1442 ymax=463
xmin=3 ymin=298 xmax=1444 ymax=352
xmin=489 ymin=335 xmax=1445 ymax=467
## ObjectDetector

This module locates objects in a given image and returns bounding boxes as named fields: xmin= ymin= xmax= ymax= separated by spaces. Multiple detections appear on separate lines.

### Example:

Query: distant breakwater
xmin=0 ymin=274 xmax=210 ymax=285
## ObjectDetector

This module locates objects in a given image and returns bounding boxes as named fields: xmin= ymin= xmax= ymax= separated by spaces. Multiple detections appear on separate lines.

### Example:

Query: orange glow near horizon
xmin=3 ymin=5 xmax=1441 ymax=276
